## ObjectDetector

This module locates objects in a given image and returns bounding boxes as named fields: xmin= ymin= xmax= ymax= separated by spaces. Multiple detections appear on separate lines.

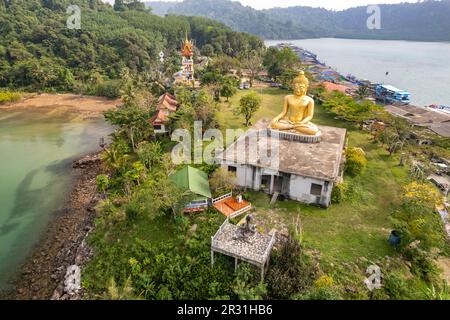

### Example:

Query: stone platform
xmin=268 ymin=128 xmax=322 ymax=143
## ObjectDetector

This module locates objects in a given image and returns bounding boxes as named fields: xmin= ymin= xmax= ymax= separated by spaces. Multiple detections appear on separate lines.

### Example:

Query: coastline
xmin=0 ymin=93 xmax=120 ymax=120
xmin=2 ymin=153 xmax=103 ymax=300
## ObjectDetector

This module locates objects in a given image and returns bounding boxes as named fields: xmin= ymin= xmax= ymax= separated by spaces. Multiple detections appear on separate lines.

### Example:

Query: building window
xmin=310 ymin=183 xmax=323 ymax=196
xmin=228 ymin=166 xmax=237 ymax=173
xmin=154 ymin=125 xmax=162 ymax=131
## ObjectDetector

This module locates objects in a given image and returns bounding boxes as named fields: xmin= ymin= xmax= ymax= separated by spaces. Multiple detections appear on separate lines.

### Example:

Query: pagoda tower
xmin=179 ymin=33 xmax=195 ymax=85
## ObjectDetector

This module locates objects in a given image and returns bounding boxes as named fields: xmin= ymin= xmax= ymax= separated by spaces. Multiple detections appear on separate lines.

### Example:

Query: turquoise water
xmin=266 ymin=38 xmax=450 ymax=106
xmin=0 ymin=110 xmax=111 ymax=290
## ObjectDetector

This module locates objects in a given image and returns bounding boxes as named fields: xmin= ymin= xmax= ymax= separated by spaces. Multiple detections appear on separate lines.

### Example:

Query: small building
xmin=149 ymin=93 xmax=179 ymax=134
xmin=149 ymin=110 xmax=170 ymax=134
xmin=170 ymin=166 xmax=212 ymax=212
xmin=218 ymin=120 xmax=347 ymax=207
xmin=384 ymin=104 xmax=450 ymax=138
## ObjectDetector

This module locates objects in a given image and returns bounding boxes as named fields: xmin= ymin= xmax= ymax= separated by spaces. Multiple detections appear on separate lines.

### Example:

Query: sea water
xmin=0 ymin=109 xmax=111 ymax=290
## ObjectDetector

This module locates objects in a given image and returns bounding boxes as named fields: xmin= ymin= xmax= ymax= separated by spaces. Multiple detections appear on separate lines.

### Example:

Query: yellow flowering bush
xmin=402 ymin=182 xmax=442 ymax=209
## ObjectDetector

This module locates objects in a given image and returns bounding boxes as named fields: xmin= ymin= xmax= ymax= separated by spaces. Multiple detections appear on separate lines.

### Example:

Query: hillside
xmin=146 ymin=0 xmax=450 ymax=41
xmin=0 ymin=0 xmax=263 ymax=92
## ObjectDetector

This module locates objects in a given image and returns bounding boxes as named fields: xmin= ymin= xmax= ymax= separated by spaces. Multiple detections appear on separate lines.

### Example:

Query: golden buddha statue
xmin=270 ymin=71 xmax=320 ymax=136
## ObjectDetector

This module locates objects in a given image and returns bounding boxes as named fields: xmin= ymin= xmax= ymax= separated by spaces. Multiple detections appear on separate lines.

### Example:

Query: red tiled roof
xmin=149 ymin=110 xmax=168 ymax=125
xmin=158 ymin=93 xmax=178 ymax=112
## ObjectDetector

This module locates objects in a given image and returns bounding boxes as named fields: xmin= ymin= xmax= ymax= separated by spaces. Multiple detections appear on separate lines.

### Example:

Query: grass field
xmin=218 ymin=88 xmax=411 ymax=265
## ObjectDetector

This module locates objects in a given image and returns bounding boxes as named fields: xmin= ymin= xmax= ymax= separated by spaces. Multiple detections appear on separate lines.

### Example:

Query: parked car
xmin=240 ymin=82 xmax=250 ymax=90
xmin=270 ymin=82 xmax=282 ymax=88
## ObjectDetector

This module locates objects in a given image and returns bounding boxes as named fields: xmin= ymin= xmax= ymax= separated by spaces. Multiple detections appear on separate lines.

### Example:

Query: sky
xmin=102 ymin=0 xmax=420 ymax=11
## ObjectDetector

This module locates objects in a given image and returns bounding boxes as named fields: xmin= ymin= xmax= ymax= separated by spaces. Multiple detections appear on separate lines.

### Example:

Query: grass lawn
xmin=218 ymin=88 xmax=411 ymax=265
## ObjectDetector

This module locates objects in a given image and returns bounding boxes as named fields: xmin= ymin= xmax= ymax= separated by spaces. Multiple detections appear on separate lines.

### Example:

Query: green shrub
xmin=125 ymin=201 xmax=141 ymax=222
xmin=0 ymin=90 xmax=21 ymax=104
xmin=383 ymin=271 xmax=408 ymax=299
xmin=266 ymin=235 xmax=318 ymax=299
xmin=403 ymin=246 xmax=440 ymax=283
xmin=94 ymin=80 xmax=122 ymax=98
xmin=331 ymin=182 xmax=349 ymax=203
xmin=293 ymin=286 xmax=343 ymax=300
xmin=345 ymin=147 xmax=367 ymax=176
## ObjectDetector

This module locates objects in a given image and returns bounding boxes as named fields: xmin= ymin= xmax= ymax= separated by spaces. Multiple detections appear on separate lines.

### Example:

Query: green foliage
xmin=137 ymin=141 xmax=163 ymax=170
xmin=383 ymin=271 xmax=408 ymax=299
xmin=0 ymin=90 xmax=21 ymax=104
xmin=172 ymin=88 xmax=218 ymax=131
xmin=102 ymin=277 xmax=137 ymax=300
xmin=402 ymin=246 xmax=440 ymax=283
xmin=331 ymin=182 xmax=349 ymax=204
xmin=390 ymin=181 xmax=445 ymax=252
xmin=104 ymin=105 xmax=153 ymax=152
xmin=201 ymin=44 xmax=215 ymax=57
xmin=322 ymin=91 xmax=384 ymax=125
xmin=263 ymin=47 xmax=300 ymax=80
xmin=93 ymin=80 xmax=122 ymax=98
xmin=345 ymin=147 xmax=368 ymax=176
xmin=232 ymin=264 xmax=267 ymax=300
xmin=423 ymin=282 xmax=450 ymax=300
xmin=266 ymin=235 xmax=318 ymax=299
xmin=239 ymin=49 xmax=263 ymax=87
xmin=294 ymin=286 xmax=343 ymax=300
xmin=101 ymin=138 xmax=131 ymax=175
xmin=0 ymin=0 xmax=260 ymax=93
xmin=235 ymin=92 xmax=262 ymax=126
xmin=96 ymin=174 xmax=110 ymax=196
xmin=220 ymin=75 xmax=238 ymax=102
xmin=209 ymin=167 xmax=237 ymax=197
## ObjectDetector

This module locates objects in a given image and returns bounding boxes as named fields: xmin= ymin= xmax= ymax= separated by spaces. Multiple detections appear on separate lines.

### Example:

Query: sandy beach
xmin=1 ymin=93 xmax=120 ymax=118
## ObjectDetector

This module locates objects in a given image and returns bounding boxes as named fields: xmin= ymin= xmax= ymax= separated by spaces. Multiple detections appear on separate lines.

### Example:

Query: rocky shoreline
xmin=3 ymin=153 xmax=103 ymax=300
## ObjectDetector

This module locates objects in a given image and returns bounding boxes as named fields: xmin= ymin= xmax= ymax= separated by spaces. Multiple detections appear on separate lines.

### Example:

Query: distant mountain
xmin=145 ymin=0 xmax=450 ymax=41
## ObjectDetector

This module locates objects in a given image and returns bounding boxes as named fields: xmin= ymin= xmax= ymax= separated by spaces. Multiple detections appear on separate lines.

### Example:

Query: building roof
xmin=170 ymin=166 xmax=212 ymax=199
xmin=149 ymin=110 xmax=168 ymax=125
xmin=218 ymin=120 xmax=347 ymax=182
xmin=158 ymin=93 xmax=178 ymax=112
xmin=384 ymin=104 xmax=450 ymax=134
xmin=430 ymin=123 xmax=450 ymax=138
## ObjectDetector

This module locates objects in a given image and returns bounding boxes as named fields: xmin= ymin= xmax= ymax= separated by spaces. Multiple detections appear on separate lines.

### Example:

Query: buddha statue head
xmin=292 ymin=71 xmax=309 ymax=97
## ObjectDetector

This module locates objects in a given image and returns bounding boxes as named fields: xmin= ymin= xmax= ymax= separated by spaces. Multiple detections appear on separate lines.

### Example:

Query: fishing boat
xmin=375 ymin=84 xmax=411 ymax=105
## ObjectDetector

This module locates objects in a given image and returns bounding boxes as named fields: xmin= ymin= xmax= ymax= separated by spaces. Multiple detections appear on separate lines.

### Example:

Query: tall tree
xmin=240 ymin=49 xmax=263 ymax=87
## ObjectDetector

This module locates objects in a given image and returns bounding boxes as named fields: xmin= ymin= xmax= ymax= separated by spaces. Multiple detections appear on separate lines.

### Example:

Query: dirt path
xmin=1 ymin=93 xmax=120 ymax=118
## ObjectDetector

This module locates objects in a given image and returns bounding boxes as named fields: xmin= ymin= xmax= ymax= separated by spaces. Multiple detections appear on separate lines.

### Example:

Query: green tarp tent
xmin=170 ymin=166 xmax=212 ymax=201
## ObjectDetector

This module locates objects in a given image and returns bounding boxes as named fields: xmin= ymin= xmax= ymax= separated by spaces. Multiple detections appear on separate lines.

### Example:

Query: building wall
xmin=224 ymin=163 xmax=333 ymax=207
xmin=288 ymin=175 xmax=332 ymax=207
